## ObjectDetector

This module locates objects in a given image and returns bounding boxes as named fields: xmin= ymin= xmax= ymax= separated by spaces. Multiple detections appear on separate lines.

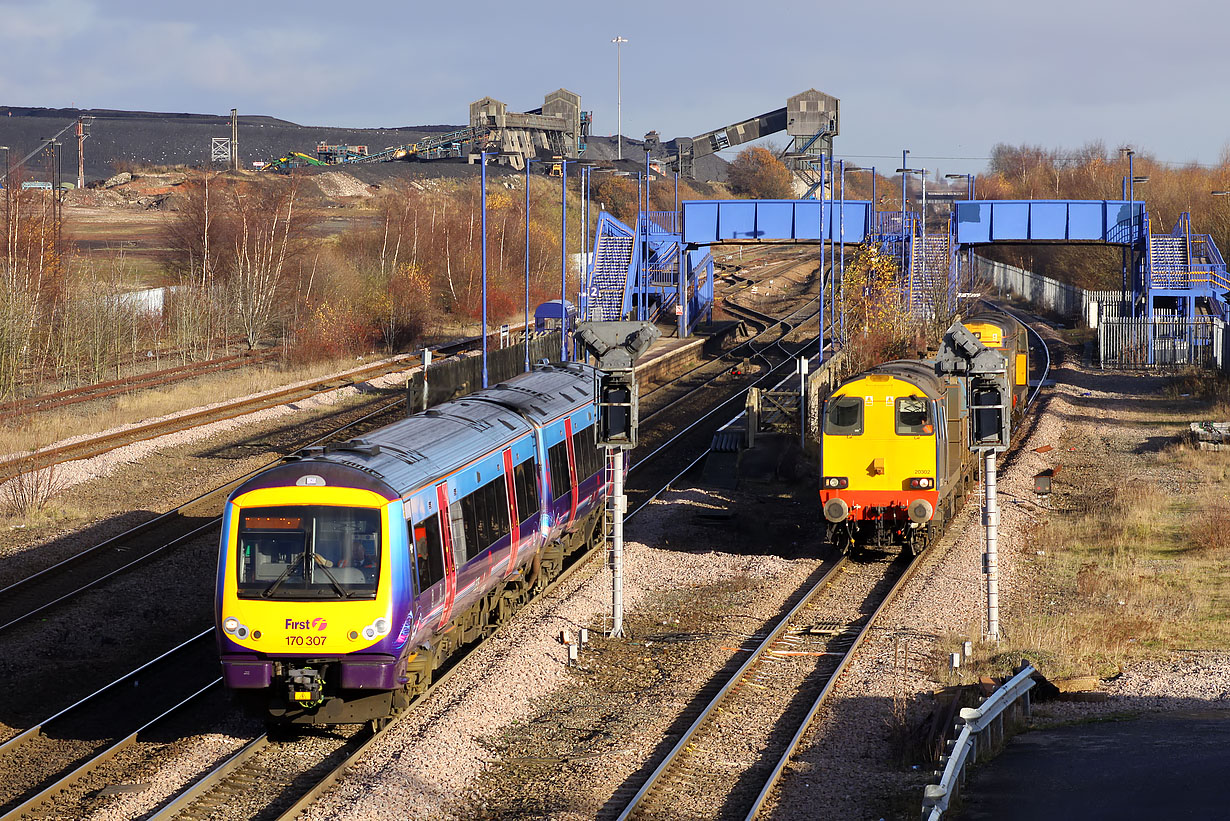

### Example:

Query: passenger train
xmin=215 ymin=362 xmax=607 ymax=726
xmin=819 ymin=311 xmax=1030 ymax=555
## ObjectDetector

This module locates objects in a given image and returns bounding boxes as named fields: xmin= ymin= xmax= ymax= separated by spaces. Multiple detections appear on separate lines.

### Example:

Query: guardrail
xmin=921 ymin=664 xmax=1037 ymax=820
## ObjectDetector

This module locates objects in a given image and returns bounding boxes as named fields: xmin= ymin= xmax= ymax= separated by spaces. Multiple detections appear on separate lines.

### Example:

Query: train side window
xmin=824 ymin=396 xmax=863 ymax=435
xmin=459 ymin=477 xmax=509 ymax=561
xmin=896 ymin=397 xmax=934 ymax=435
xmin=513 ymin=459 xmax=540 ymax=523
xmin=460 ymin=490 xmax=482 ymax=558
xmin=413 ymin=513 xmax=445 ymax=590
xmin=571 ymin=426 xmax=598 ymax=480
xmin=548 ymin=441 xmax=571 ymax=499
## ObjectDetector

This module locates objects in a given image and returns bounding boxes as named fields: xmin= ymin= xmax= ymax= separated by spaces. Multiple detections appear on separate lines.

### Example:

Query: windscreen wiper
xmin=313 ymin=560 xmax=353 ymax=599
xmin=262 ymin=553 xmax=305 ymax=598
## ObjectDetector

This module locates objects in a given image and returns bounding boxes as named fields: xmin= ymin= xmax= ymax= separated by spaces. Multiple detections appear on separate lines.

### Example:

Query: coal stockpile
xmin=0 ymin=106 xmax=463 ymax=183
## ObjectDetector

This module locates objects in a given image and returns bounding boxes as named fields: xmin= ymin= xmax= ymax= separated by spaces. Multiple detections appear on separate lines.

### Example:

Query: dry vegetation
xmin=969 ymin=372 xmax=1230 ymax=681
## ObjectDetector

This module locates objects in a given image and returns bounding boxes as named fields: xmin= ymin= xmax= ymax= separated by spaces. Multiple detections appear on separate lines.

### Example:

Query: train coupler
xmin=286 ymin=667 xmax=324 ymax=707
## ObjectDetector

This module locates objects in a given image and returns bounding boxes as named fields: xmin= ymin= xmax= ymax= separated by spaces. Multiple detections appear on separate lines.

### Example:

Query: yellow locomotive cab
xmin=820 ymin=360 xmax=964 ymax=556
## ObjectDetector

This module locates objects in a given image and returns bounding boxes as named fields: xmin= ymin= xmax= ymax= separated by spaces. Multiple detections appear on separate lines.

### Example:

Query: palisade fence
xmin=973 ymin=255 xmax=1230 ymax=373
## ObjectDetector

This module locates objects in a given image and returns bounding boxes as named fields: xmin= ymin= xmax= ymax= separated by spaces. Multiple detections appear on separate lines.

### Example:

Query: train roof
xmin=835 ymin=359 xmax=946 ymax=400
xmin=472 ymin=361 xmax=597 ymax=424
xmin=231 ymin=362 xmax=597 ymax=502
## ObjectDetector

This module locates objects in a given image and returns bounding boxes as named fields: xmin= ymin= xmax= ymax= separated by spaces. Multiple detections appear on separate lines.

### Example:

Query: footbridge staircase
xmin=584 ymin=211 xmax=714 ymax=336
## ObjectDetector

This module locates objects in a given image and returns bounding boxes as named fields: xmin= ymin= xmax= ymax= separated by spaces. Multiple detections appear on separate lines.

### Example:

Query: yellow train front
xmin=819 ymin=311 xmax=1030 ymax=555
xmin=819 ymin=361 xmax=972 ymax=555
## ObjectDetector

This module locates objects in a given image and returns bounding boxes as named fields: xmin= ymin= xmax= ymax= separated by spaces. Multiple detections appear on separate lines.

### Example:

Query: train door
xmin=563 ymin=418 xmax=578 ymax=523
xmin=412 ymin=508 xmax=447 ymax=632
xmin=502 ymin=448 xmax=519 ymax=577
xmin=435 ymin=483 xmax=457 ymax=627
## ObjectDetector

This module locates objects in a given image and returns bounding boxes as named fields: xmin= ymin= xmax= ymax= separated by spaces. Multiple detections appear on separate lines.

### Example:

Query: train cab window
xmin=824 ymin=396 xmax=863 ymax=436
xmin=513 ymin=458 xmax=540 ymax=524
xmin=413 ymin=513 xmax=446 ymax=591
xmin=547 ymin=441 xmax=571 ymax=500
xmin=896 ymin=397 xmax=934 ymax=435
xmin=235 ymin=505 xmax=380 ymax=600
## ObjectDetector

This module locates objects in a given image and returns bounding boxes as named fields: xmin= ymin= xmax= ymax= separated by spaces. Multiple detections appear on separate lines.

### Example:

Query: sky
xmin=2 ymin=0 xmax=1227 ymax=177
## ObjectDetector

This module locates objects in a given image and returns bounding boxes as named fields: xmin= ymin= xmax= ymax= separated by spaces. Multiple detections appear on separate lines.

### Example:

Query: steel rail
xmin=613 ymin=552 xmax=848 ymax=820
xmin=743 ymin=550 xmax=923 ymax=818
xmin=0 ymin=629 xmax=214 ymax=758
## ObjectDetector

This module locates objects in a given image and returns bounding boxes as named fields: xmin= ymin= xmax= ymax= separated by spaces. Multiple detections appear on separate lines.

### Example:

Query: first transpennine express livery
xmin=215 ymin=362 xmax=607 ymax=726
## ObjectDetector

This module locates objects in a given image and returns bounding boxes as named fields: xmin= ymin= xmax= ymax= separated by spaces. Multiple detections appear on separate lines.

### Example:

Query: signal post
xmin=936 ymin=321 xmax=1012 ymax=641
xmin=574 ymin=321 xmax=660 ymax=637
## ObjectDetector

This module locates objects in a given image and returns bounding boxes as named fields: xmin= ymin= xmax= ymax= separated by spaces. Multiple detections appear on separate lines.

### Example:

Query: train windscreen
xmin=235 ymin=505 xmax=381 ymax=599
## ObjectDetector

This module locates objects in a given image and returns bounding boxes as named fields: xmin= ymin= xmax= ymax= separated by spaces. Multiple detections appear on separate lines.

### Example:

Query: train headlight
xmin=908 ymin=477 xmax=934 ymax=490
xmin=374 ymin=618 xmax=390 ymax=634
xmin=362 ymin=625 xmax=378 ymax=640
xmin=223 ymin=617 xmax=240 ymax=634
xmin=822 ymin=476 xmax=849 ymax=490
xmin=235 ymin=625 xmax=250 ymax=639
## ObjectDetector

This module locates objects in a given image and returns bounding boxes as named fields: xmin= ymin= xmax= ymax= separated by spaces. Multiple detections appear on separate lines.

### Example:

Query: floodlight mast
xmin=574 ymin=321 xmax=660 ymax=637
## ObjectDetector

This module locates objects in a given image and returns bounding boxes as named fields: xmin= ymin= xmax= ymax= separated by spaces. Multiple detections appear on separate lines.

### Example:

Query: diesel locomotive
xmin=820 ymin=311 xmax=1030 ymax=554
xmin=215 ymin=362 xmax=607 ymax=726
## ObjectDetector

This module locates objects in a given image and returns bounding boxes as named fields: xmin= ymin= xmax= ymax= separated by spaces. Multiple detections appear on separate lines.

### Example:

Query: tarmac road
xmin=958 ymin=710 xmax=1230 ymax=819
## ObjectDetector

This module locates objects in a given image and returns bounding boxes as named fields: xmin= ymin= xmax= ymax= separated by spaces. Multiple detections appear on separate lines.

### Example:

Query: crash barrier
xmin=920 ymin=664 xmax=1037 ymax=820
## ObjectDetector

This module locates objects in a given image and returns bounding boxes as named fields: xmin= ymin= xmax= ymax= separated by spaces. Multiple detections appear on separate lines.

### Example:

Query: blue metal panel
xmin=956 ymin=200 xmax=1141 ymax=245
xmin=682 ymin=199 xmax=872 ymax=245
xmin=1067 ymin=202 xmax=1105 ymax=240
xmin=991 ymin=202 xmax=1030 ymax=240
xmin=757 ymin=201 xmax=796 ymax=239
xmin=1030 ymin=202 xmax=1068 ymax=240
xmin=793 ymin=200 xmax=822 ymax=240
xmin=682 ymin=201 xmax=719 ymax=245
xmin=956 ymin=202 xmax=991 ymax=243
xmin=719 ymin=201 xmax=757 ymax=240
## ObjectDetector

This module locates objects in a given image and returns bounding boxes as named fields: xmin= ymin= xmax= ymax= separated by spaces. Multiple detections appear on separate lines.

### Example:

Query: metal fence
xmin=972 ymin=256 xmax=1090 ymax=319
xmin=974 ymin=255 xmax=1230 ymax=374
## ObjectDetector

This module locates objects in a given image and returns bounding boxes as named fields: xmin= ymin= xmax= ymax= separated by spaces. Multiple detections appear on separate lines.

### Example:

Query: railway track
xmin=614 ymin=553 xmax=919 ymax=820
xmin=0 ymin=349 xmax=282 ymax=421
xmin=0 ymin=395 xmax=408 ymax=639
xmin=0 ymin=336 xmax=480 ymax=486
xmin=0 ymin=632 xmax=223 ymax=820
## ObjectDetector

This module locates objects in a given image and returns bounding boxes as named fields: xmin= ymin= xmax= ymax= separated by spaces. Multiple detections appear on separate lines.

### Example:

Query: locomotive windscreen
xmin=236 ymin=505 xmax=381 ymax=599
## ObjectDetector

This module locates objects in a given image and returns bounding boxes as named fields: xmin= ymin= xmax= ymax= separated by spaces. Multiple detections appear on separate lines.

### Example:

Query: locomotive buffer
xmin=574 ymin=321 xmax=660 ymax=637
xmin=936 ymin=321 xmax=1012 ymax=641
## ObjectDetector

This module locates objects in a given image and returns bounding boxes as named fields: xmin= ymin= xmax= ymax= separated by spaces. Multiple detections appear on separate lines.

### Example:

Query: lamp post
xmin=946 ymin=173 xmax=976 ymax=289
xmin=612 ymin=36 xmax=628 ymax=161
xmin=559 ymin=157 xmax=577 ymax=360
xmin=480 ymin=149 xmax=497 ymax=388
xmin=900 ymin=150 xmax=910 ymax=280
xmin=848 ymin=165 xmax=876 ymax=220
xmin=838 ymin=159 xmax=846 ymax=346
xmin=524 ymin=157 xmax=545 ymax=370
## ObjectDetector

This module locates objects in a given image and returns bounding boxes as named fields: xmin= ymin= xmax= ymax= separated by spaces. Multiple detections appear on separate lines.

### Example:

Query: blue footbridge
xmin=584 ymin=194 xmax=1230 ymax=350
